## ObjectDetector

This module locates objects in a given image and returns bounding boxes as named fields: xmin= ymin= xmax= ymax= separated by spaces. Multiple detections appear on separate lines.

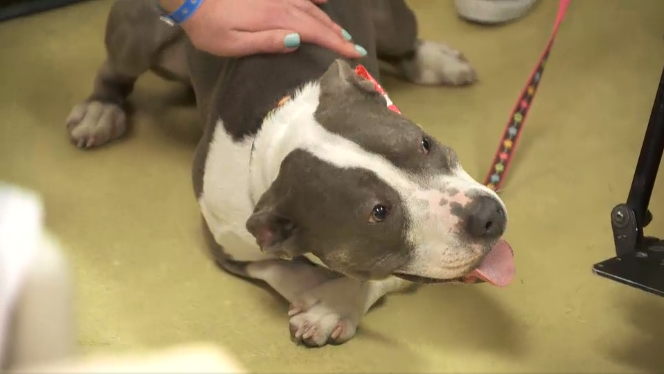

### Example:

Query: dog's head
xmin=246 ymin=59 xmax=514 ymax=286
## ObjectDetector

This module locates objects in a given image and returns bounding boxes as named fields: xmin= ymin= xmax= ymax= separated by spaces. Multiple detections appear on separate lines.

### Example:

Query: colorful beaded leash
xmin=483 ymin=0 xmax=571 ymax=192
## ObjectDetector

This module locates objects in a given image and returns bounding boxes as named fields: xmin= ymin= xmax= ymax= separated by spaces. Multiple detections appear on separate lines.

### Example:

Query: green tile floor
xmin=2 ymin=0 xmax=664 ymax=372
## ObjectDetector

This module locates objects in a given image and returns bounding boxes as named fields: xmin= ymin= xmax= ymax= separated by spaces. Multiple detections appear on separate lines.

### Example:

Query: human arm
xmin=156 ymin=0 xmax=366 ymax=58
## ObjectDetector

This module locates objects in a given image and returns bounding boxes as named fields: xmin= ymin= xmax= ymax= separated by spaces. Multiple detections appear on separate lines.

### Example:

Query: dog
xmin=65 ymin=0 xmax=515 ymax=347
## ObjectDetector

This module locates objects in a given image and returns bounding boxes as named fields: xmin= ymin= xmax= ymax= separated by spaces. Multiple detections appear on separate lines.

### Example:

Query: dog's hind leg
xmin=65 ymin=0 xmax=187 ymax=149
xmin=218 ymin=257 xmax=411 ymax=347
xmin=371 ymin=0 xmax=477 ymax=86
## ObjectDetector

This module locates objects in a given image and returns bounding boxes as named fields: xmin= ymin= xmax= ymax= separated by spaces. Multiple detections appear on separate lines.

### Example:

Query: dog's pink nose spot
xmin=448 ymin=191 xmax=471 ymax=206
xmin=414 ymin=189 xmax=450 ymax=216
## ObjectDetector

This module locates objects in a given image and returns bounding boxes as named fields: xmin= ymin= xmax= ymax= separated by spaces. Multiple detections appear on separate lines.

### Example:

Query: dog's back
xmin=187 ymin=1 xmax=381 ymax=139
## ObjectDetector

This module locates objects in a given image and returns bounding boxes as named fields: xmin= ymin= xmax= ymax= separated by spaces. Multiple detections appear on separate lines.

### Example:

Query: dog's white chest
xmin=198 ymin=121 xmax=273 ymax=262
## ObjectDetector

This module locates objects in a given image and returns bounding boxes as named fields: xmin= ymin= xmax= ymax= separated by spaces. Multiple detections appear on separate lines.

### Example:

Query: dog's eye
xmin=369 ymin=204 xmax=390 ymax=223
xmin=421 ymin=137 xmax=431 ymax=155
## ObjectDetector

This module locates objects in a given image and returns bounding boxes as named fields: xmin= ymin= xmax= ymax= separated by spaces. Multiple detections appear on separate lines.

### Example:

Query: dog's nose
xmin=463 ymin=195 xmax=506 ymax=240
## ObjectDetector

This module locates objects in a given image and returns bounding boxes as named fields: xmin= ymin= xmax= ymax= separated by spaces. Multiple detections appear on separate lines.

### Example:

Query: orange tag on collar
xmin=276 ymin=95 xmax=291 ymax=107
xmin=354 ymin=65 xmax=401 ymax=115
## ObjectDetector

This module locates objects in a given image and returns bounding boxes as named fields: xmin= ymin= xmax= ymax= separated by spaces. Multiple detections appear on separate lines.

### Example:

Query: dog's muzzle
xmin=394 ymin=238 xmax=515 ymax=287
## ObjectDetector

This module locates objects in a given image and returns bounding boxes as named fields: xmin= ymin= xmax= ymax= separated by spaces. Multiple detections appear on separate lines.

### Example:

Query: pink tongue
xmin=463 ymin=239 xmax=515 ymax=287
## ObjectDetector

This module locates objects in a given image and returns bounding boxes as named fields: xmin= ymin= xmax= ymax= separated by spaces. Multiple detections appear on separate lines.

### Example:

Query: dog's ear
xmin=245 ymin=190 xmax=302 ymax=258
xmin=320 ymin=59 xmax=378 ymax=95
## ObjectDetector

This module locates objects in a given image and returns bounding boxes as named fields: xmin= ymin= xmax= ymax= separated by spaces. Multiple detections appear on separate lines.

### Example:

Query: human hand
xmin=160 ymin=0 xmax=366 ymax=58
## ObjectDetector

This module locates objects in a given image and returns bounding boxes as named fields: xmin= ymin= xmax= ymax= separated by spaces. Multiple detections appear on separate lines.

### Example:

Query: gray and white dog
xmin=65 ymin=0 xmax=515 ymax=347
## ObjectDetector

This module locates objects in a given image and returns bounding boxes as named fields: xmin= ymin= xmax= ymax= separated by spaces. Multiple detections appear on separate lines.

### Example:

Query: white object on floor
xmin=455 ymin=0 xmax=538 ymax=24
xmin=0 ymin=184 xmax=74 ymax=370
xmin=0 ymin=185 xmax=43 ymax=368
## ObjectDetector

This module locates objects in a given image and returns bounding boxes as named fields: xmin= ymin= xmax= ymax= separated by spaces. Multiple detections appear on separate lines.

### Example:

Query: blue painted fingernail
xmin=355 ymin=44 xmax=367 ymax=56
xmin=342 ymin=29 xmax=352 ymax=41
xmin=284 ymin=33 xmax=301 ymax=49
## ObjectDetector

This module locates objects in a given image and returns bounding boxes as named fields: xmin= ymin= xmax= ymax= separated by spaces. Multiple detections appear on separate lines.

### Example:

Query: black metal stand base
xmin=593 ymin=237 xmax=664 ymax=297
xmin=593 ymin=64 xmax=664 ymax=297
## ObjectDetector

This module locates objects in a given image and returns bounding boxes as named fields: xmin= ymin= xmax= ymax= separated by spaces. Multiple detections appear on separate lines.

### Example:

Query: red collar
xmin=354 ymin=64 xmax=401 ymax=114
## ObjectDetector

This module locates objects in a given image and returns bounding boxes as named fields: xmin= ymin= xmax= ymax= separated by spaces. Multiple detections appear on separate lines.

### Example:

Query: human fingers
xmin=218 ymin=29 xmax=304 ymax=55
xmin=220 ymin=27 xmax=358 ymax=58
xmin=258 ymin=3 xmax=360 ymax=58
xmin=287 ymin=9 xmax=365 ymax=59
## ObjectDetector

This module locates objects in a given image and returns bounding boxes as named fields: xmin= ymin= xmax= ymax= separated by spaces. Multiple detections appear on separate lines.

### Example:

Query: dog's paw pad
xmin=406 ymin=41 xmax=478 ymax=86
xmin=65 ymin=101 xmax=127 ymax=149
xmin=288 ymin=302 xmax=358 ymax=347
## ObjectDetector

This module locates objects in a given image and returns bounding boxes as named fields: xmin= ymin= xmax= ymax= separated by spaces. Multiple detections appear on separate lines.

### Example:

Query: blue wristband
xmin=159 ymin=0 xmax=204 ymax=26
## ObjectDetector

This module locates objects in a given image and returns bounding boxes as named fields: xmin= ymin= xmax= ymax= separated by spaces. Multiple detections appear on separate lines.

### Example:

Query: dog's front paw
xmin=403 ymin=40 xmax=477 ymax=86
xmin=287 ymin=277 xmax=362 ymax=347
xmin=65 ymin=100 xmax=127 ymax=149
xmin=288 ymin=301 xmax=358 ymax=347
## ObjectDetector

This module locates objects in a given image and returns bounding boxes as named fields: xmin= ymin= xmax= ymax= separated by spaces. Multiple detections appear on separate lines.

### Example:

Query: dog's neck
xmin=248 ymin=82 xmax=322 ymax=204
